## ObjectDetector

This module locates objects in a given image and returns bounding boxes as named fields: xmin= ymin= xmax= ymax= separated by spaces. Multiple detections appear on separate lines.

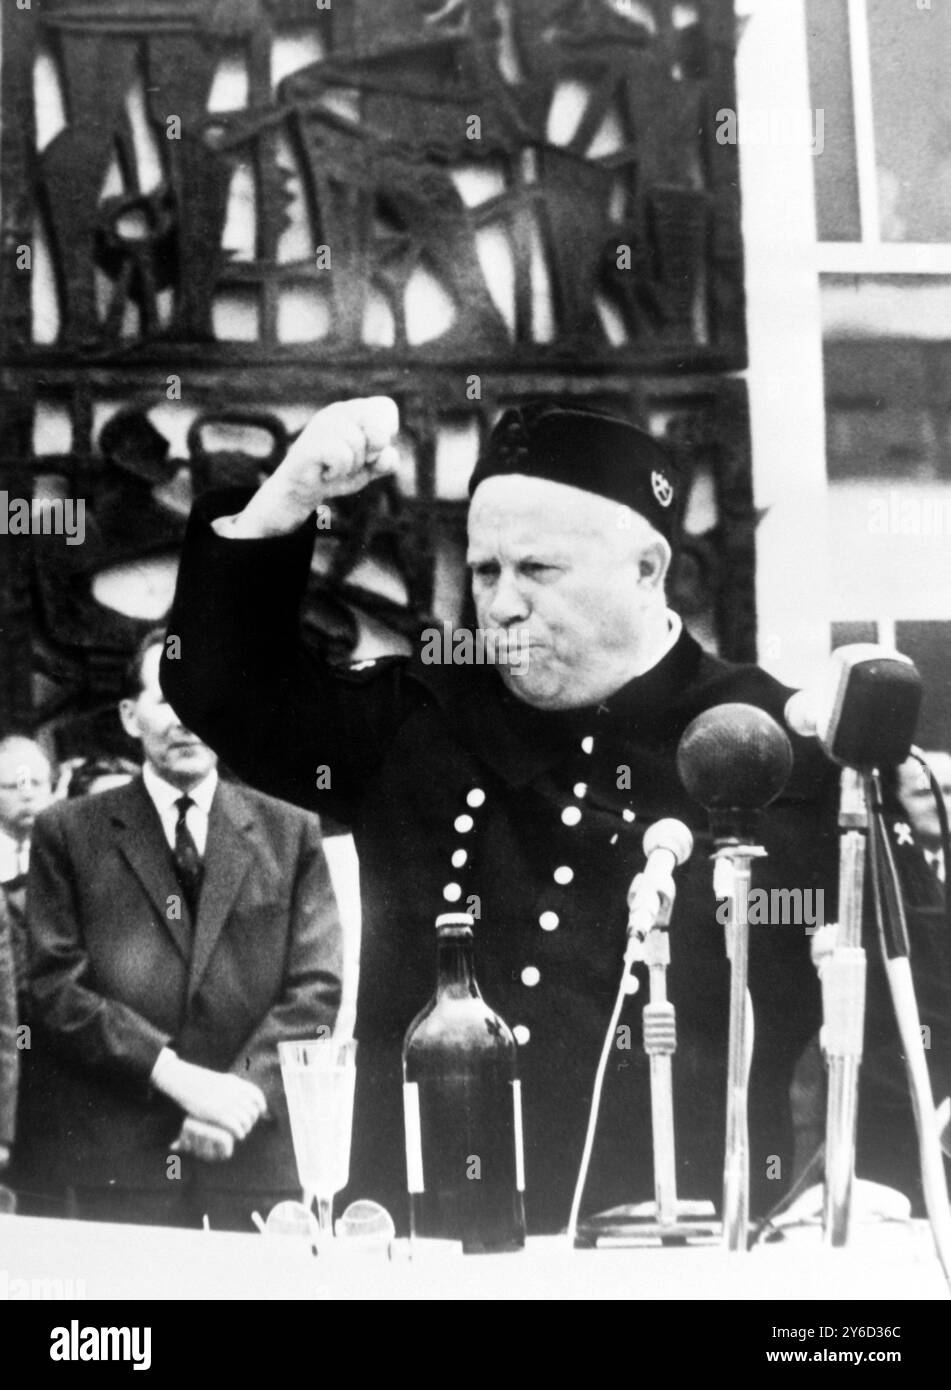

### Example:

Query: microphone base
xmin=574 ymin=1200 xmax=720 ymax=1248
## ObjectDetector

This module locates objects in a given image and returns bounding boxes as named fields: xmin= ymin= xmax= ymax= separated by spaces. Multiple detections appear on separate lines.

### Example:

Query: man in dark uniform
xmin=161 ymin=397 xmax=949 ymax=1233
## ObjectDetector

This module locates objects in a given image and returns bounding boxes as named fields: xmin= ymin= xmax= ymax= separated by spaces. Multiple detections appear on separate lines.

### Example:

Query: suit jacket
xmin=0 ymin=891 xmax=18 ymax=1149
xmin=0 ymin=875 xmax=28 ymax=1011
xmin=18 ymin=776 xmax=342 ymax=1196
xmin=161 ymin=491 xmax=951 ymax=1231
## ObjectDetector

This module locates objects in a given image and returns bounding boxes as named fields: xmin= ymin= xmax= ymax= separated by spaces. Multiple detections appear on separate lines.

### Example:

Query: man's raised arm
xmin=214 ymin=396 xmax=400 ymax=539
xmin=160 ymin=397 xmax=410 ymax=820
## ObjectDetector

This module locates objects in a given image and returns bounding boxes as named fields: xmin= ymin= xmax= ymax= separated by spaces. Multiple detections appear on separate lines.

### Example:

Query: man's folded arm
xmin=161 ymin=488 xmax=416 ymax=821
xmin=27 ymin=811 xmax=171 ymax=1078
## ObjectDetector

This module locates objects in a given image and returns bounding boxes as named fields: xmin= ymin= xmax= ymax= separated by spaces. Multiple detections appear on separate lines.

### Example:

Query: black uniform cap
xmin=468 ymin=403 xmax=679 ymax=542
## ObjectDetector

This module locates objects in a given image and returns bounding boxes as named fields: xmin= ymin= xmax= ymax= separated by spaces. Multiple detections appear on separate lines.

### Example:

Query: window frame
xmin=815 ymin=0 xmax=951 ymax=275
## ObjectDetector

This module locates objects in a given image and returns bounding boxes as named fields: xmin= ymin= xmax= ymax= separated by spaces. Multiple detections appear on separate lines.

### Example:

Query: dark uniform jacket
xmin=18 ymin=775 xmax=342 ymax=1206
xmin=162 ymin=492 xmax=950 ymax=1233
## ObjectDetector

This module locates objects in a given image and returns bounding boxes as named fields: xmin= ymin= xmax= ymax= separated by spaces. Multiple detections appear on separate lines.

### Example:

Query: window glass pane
xmin=895 ymin=622 xmax=951 ymax=750
xmin=867 ymin=0 xmax=951 ymax=242
xmin=806 ymin=0 xmax=861 ymax=240
xmin=823 ymin=335 xmax=951 ymax=481
xmin=822 ymin=274 xmax=951 ymax=342
xmin=832 ymin=621 xmax=879 ymax=650
xmin=824 ymin=334 xmax=951 ymax=639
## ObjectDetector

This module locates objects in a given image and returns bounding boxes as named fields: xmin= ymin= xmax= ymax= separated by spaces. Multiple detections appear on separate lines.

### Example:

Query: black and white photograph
xmin=0 ymin=0 xmax=949 ymax=1340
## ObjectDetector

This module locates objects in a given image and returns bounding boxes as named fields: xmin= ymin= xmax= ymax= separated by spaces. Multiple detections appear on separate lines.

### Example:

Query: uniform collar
xmin=408 ymin=620 xmax=705 ymax=790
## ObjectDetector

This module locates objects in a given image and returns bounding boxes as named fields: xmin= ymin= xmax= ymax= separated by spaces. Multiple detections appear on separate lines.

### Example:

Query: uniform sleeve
xmin=161 ymin=489 xmax=424 ymax=825
xmin=225 ymin=814 xmax=343 ymax=1110
xmin=27 ymin=810 xmax=172 ymax=1080
xmin=748 ymin=779 xmax=835 ymax=1091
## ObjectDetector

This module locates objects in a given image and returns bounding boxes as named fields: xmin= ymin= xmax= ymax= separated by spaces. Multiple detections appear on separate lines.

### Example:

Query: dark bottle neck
xmin=435 ymin=928 xmax=479 ymax=999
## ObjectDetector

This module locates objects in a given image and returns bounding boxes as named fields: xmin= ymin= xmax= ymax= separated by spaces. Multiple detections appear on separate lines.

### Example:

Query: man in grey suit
xmin=0 ymin=891 xmax=18 ymax=1182
xmin=17 ymin=630 xmax=342 ymax=1230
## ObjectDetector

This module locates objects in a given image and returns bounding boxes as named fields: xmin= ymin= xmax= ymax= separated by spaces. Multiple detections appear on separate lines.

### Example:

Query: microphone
xmin=676 ymin=703 xmax=793 ymax=842
xmin=627 ymin=818 xmax=694 ymax=939
xmin=677 ymin=703 xmax=792 ymax=1251
xmin=784 ymin=644 xmax=922 ymax=770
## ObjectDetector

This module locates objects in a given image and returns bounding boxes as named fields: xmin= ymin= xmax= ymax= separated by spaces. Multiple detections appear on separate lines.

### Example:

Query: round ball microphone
xmin=676 ymin=702 xmax=794 ymax=842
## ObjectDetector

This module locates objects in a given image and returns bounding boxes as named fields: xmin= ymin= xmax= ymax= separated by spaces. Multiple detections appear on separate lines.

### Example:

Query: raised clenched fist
xmin=287 ymin=397 xmax=400 ymax=496
xmin=219 ymin=397 xmax=400 ymax=539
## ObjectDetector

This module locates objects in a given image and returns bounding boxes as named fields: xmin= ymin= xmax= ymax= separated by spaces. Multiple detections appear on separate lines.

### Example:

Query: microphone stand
xmin=812 ymin=768 xmax=868 ymax=1246
xmin=575 ymin=874 xmax=718 ymax=1246
xmin=621 ymin=874 xmax=717 ymax=1239
xmin=714 ymin=840 xmax=766 ymax=1252
xmin=866 ymin=772 xmax=951 ymax=1292
xmin=814 ymin=766 xmax=950 ymax=1287
xmin=626 ymin=891 xmax=679 ymax=1227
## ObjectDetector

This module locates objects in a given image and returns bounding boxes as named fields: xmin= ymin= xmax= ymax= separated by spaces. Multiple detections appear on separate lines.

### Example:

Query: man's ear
xmin=637 ymin=536 xmax=672 ymax=591
xmin=118 ymin=698 xmax=140 ymax=741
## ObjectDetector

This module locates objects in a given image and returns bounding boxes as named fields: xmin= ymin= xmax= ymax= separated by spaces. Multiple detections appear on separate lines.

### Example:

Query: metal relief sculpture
xmin=0 ymin=0 xmax=752 ymax=746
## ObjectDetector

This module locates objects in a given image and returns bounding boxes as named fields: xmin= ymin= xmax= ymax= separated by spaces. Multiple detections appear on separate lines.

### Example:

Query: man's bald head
xmin=467 ymin=474 xmax=673 ymax=710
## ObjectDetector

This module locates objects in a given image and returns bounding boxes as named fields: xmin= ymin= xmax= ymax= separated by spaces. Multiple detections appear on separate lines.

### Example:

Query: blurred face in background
xmin=0 ymin=738 xmax=53 ymax=841
xmin=119 ymin=644 xmax=217 ymax=792
xmin=897 ymin=750 xmax=951 ymax=848
xmin=66 ymin=757 xmax=139 ymax=799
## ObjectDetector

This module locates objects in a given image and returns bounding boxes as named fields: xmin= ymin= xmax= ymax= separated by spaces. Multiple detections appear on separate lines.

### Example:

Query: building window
xmin=807 ymin=0 xmax=951 ymax=744
xmin=807 ymin=0 xmax=951 ymax=271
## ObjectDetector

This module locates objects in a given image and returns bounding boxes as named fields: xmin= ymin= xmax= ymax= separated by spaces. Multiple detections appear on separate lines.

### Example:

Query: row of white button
xmin=514 ymin=747 xmax=593 ymax=1045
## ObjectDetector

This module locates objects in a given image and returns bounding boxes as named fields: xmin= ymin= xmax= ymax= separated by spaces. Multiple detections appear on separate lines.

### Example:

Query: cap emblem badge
xmin=651 ymin=470 xmax=673 ymax=507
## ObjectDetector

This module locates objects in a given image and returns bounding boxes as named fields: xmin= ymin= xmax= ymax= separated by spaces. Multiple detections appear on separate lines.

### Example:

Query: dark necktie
xmin=926 ymin=849 xmax=945 ymax=884
xmin=173 ymin=795 xmax=203 ymax=918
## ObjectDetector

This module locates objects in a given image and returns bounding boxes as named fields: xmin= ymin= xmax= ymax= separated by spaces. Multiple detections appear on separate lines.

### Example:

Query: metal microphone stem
xmin=641 ymin=908 xmax=678 ymax=1225
xmin=625 ymin=878 xmax=678 ymax=1225
xmin=646 ymin=972 xmax=677 ymax=1223
xmin=592 ymin=831 xmax=714 ymax=1247
xmin=818 ymin=768 xmax=868 ymax=1247
xmin=715 ymin=842 xmax=766 ymax=1252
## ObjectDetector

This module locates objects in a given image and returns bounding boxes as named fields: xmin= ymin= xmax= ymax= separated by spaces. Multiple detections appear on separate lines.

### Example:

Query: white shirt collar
xmin=141 ymin=762 xmax=218 ymax=818
xmin=0 ymin=827 xmax=28 ymax=881
xmin=655 ymin=608 xmax=683 ymax=667
xmin=629 ymin=608 xmax=683 ymax=679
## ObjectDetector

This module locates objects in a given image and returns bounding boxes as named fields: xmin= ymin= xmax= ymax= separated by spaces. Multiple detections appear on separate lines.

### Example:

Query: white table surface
xmin=0 ymin=1213 xmax=947 ymax=1300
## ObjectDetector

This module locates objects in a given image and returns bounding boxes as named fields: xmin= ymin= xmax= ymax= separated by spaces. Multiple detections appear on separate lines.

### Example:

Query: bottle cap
xmin=435 ymin=912 xmax=475 ymax=931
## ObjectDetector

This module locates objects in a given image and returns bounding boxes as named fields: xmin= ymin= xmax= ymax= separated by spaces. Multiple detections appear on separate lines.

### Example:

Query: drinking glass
xmin=278 ymin=1037 xmax=357 ymax=1240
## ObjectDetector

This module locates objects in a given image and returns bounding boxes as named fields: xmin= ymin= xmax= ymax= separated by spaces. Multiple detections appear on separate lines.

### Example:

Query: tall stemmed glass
xmin=278 ymin=1038 xmax=357 ymax=1241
